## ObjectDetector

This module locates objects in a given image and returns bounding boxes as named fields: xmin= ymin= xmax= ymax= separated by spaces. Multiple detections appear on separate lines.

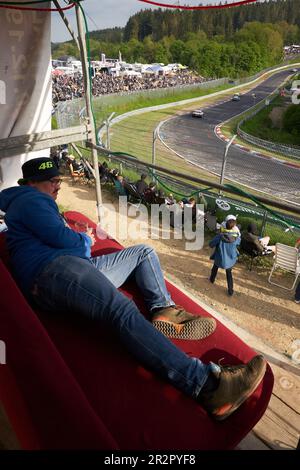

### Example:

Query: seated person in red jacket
xmin=143 ymin=182 xmax=158 ymax=204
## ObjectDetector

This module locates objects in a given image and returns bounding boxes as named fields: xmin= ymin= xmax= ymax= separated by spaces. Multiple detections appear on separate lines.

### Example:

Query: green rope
xmin=224 ymin=184 xmax=300 ymax=230
xmin=76 ymin=1 xmax=100 ymax=145
xmin=76 ymin=148 xmax=299 ymax=230
xmin=110 ymin=151 xmax=138 ymax=160
xmin=76 ymin=145 xmax=139 ymax=161
xmin=148 ymin=168 xmax=212 ymax=199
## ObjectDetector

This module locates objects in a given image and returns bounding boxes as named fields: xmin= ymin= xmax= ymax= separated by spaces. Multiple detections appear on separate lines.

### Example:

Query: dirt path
xmin=57 ymin=177 xmax=300 ymax=360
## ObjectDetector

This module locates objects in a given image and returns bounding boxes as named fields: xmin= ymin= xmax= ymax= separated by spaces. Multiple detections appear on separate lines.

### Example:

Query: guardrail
xmin=236 ymin=78 xmax=300 ymax=159
xmin=237 ymin=126 xmax=300 ymax=159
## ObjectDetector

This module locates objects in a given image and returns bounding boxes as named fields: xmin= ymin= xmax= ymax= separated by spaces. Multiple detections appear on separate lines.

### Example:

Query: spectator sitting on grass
xmin=135 ymin=174 xmax=148 ymax=196
xmin=143 ymin=182 xmax=158 ymax=204
xmin=67 ymin=155 xmax=84 ymax=178
xmin=242 ymin=223 xmax=275 ymax=254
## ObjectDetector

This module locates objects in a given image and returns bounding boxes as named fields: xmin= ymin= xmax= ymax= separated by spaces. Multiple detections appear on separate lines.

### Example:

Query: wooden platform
xmin=237 ymin=361 xmax=300 ymax=450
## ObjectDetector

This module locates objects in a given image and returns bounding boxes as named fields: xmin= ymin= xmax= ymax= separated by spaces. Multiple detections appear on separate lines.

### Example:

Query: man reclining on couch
xmin=0 ymin=157 xmax=267 ymax=421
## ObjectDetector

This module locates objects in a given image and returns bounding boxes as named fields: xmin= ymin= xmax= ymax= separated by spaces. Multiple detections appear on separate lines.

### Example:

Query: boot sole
xmin=212 ymin=359 xmax=267 ymax=421
xmin=152 ymin=317 xmax=216 ymax=340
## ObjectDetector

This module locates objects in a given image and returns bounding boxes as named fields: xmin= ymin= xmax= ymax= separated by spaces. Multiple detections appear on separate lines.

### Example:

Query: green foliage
xmin=51 ymin=116 xmax=58 ymax=130
xmin=241 ymin=98 xmax=300 ymax=146
xmin=89 ymin=27 xmax=124 ymax=44
xmin=93 ymin=83 xmax=230 ymax=124
xmin=283 ymin=105 xmax=300 ymax=138
xmin=122 ymin=0 xmax=300 ymax=43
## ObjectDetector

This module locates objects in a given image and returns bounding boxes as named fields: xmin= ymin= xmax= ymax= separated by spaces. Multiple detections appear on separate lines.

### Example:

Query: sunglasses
xmin=48 ymin=178 xmax=63 ymax=185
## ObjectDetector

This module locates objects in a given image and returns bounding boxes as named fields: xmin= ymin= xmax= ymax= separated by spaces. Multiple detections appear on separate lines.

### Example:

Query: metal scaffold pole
xmin=75 ymin=4 xmax=102 ymax=221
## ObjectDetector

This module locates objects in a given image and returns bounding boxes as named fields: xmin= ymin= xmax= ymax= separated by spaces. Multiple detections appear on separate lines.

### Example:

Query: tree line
xmin=123 ymin=0 xmax=300 ymax=42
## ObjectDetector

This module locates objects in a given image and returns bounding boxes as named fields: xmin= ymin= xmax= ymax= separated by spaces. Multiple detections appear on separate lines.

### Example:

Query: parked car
xmin=192 ymin=109 xmax=204 ymax=118
xmin=232 ymin=94 xmax=241 ymax=101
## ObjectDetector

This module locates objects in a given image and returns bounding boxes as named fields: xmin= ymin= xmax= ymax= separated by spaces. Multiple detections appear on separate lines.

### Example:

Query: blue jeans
xmin=33 ymin=244 xmax=219 ymax=398
xmin=90 ymin=244 xmax=175 ymax=312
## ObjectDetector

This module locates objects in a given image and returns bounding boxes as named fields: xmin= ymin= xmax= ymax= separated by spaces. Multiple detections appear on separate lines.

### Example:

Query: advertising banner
xmin=0 ymin=2 xmax=51 ymax=189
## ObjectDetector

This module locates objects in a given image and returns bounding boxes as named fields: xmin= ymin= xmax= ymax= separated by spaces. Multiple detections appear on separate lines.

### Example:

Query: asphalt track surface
xmin=159 ymin=70 xmax=300 ymax=205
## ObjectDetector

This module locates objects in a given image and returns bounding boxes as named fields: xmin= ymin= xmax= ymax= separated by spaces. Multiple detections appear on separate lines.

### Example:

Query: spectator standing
xmin=209 ymin=219 xmax=241 ymax=296
xmin=220 ymin=214 xmax=241 ymax=236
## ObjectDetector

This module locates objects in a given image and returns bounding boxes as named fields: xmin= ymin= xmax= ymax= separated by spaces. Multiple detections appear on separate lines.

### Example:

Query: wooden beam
xmin=0 ymin=125 xmax=91 ymax=158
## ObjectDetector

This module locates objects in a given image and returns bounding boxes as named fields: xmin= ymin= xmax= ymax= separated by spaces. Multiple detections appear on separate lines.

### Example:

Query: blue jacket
xmin=0 ymin=186 xmax=92 ymax=295
xmin=209 ymin=233 xmax=240 ymax=269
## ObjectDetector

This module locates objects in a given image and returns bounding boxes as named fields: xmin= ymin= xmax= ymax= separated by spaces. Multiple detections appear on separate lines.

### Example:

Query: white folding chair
xmin=268 ymin=243 xmax=300 ymax=290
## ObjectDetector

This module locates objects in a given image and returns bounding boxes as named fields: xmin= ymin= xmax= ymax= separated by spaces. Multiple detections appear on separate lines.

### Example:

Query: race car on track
xmin=192 ymin=109 xmax=204 ymax=118
xmin=232 ymin=94 xmax=241 ymax=101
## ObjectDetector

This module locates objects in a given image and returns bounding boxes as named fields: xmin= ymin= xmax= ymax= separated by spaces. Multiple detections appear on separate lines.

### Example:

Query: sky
xmin=51 ymin=0 xmax=212 ymax=43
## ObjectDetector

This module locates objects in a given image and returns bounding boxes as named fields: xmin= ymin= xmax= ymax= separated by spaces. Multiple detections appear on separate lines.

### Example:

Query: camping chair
xmin=268 ymin=243 xmax=300 ymax=290
xmin=80 ymin=158 xmax=94 ymax=186
xmin=205 ymin=211 xmax=217 ymax=232
xmin=240 ymin=237 xmax=268 ymax=271
xmin=123 ymin=182 xmax=143 ymax=208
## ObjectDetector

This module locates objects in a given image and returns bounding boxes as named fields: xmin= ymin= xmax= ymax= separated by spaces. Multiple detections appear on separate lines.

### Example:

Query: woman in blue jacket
xmin=209 ymin=219 xmax=241 ymax=296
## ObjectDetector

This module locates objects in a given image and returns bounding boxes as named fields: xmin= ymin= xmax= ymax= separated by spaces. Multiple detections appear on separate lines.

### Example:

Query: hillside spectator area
xmin=52 ymin=69 xmax=207 ymax=104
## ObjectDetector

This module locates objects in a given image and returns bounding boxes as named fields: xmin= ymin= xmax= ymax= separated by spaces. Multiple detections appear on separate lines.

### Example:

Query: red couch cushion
xmin=0 ymin=212 xmax=274 ymax=449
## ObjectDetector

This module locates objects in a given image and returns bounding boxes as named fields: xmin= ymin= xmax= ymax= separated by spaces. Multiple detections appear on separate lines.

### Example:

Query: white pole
xmin=219 ymin=134 xmax=237 ymax=191
xmin=75 ymin=5 xmax=102 ymax=220
xmin=152 ymin=129 xmax=156 ymax=176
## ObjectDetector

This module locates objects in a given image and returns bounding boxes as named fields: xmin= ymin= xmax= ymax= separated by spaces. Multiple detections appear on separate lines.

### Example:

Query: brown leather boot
xmin=198 ymin=355 xmax=267 ymax=420
xmin=152 ymin=305 xmax=216 ymax=340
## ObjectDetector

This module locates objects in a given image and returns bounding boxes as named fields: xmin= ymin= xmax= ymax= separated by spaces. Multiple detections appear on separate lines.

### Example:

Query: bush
xmin=282 ymin=105 xmax=300 ymax=137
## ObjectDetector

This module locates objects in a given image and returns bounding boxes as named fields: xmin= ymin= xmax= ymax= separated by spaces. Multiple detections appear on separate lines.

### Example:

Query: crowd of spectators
xmin=97 ymin=162 xmax=206 ymax=226
xmin=52 ymin=70 xmax=207 ymax=104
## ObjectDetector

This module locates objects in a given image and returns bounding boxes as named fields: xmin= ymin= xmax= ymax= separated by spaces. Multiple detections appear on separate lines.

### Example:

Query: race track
xmin=159 ymin=70 xmax=300 ymax=205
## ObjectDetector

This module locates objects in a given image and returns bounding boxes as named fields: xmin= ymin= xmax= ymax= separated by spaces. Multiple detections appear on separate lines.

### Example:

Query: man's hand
xmin=86 ymin=227 xmax=96 ymax=246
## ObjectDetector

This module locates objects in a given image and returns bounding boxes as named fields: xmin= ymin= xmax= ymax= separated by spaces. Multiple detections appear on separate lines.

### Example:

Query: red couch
xmin=0 ymin=211 xmax=274 ymax=449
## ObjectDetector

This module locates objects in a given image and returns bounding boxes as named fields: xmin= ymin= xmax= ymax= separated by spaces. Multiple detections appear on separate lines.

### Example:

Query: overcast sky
xmin=52 ymin=0 xmax=153 ymax=42
xmin=51 ymin=0 xmax=211 ymax=43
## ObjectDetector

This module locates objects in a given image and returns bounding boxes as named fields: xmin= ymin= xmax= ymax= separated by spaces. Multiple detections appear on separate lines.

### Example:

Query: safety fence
xmin=236 ymin=86 xmax=300 ymax=159
xmin=91 ymin=147 xmax=300 ymax=247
